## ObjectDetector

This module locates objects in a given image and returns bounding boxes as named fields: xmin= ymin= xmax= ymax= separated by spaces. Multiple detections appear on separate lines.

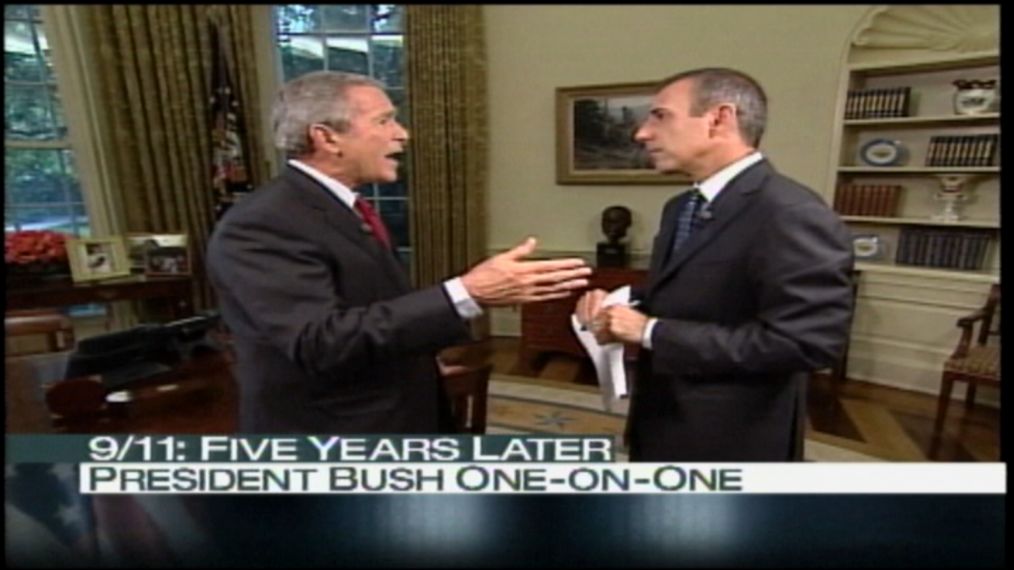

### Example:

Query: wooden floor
xmin=474 ymin=337 xmax=1000 ymax=462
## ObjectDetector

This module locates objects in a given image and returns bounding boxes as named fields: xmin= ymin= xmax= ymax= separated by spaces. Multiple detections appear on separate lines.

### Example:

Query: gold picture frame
xmin=556 ymin=82 xmax=688 ymax=185
xmin=67 ymin=237 xmax=131 ymax=282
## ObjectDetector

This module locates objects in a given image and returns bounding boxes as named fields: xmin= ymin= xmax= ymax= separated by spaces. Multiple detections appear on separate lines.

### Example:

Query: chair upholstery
xmin=5 ymin=309 xmax=75 ymax=355
xmin=934 ymin=283 xmax=1000 ymax=437
xmin=5 ymin=309 xmax=77 ymax=432
xmin=442 ymin=363 xmax=492 ymax=434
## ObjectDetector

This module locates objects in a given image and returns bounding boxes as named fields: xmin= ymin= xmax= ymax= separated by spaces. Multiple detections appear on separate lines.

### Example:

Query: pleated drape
xmin=85 ymin=5 xmax=269 ymax=309
xmin=404 ymin=6 xmax=488 ymax=291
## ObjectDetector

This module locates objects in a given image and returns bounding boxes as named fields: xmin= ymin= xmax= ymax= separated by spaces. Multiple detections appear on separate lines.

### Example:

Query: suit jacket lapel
xmin=647 ymin=160 xmax=773 ymax=298
xmin=284 ymin=167 xmax=412 ymax=291
xmin=643 ymin=195 xmax=684 ymax=296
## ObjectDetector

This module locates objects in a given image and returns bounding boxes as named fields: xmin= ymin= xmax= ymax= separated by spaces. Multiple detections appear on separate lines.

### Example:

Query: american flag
xmin=209 ymin=21 xmax=253 ymax=220
xmin=6 ymin=463 xmax=98 ymax=567
xmin=6 ymin=463 xmax=215 ymax=567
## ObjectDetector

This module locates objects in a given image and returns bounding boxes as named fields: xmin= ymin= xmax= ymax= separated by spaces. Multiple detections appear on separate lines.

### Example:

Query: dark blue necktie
xmin=672 ymin=188 xmax=705 ymax=252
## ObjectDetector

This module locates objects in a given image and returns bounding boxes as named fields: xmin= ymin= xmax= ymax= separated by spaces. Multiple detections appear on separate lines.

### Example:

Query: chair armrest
xmin=956 ymin=308 xmax=989 ymax=328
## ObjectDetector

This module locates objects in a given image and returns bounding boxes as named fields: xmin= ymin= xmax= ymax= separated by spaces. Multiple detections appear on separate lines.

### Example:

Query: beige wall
xmin=485 ymin=5 xmax=873 ymax=255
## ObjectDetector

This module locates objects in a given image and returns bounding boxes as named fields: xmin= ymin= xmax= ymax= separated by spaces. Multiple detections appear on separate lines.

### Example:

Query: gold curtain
xmin=404 ymin=6 xmax=488 ymax=289
xmin=84 ymin=5 xmax=269 ymax=309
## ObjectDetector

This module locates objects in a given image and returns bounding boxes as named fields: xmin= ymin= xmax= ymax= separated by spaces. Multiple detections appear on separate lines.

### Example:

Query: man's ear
xmin=310 ymin=125 xmax=343 ymax=155
xmin=715 ymin=104 xmax=738 ymax=129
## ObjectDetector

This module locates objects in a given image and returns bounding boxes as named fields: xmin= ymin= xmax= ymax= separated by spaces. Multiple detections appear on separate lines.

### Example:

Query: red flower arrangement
xmin=5 ymin=230 xmax=70 ymax=266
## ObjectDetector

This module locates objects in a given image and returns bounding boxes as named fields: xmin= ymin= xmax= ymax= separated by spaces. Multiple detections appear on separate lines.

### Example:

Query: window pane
xmin=12 ymin=204 xmax=74 ymax=232
xmin=5 ymin=83 xmax=57 ymax=139
xmin=378 ymin=199 xmax=409 ymax=248
xmin=377 ymin=179 xmax=406 ymax=198
xmin=49 ymin=85 xmax=67 ymax=137
xmin=5 ymin=6 xmax=33 ymax=20
xmin=357 ymin=183 xmax=377 ymax=199
xmin=4 ymin=20 xmax=42 ymax=81
xmin=278 ymin=35 xmax=324 ymax=80
xmin=395 ymin=247 xmax=411 ymax=273
xmin=5 ymin=148 xmax=69 ymax=204
xmin=72 ymin=204 xmax=90 ymax=236
xmin=322 ymin=5 xmax=368 ymax=32
xmin=370 ymin=36 xmax=402 ymax=88
xmin=34 ymin=21 xmax=53 ymax=81
xmin=326 ymin=37 xmax=368 ymax=74
xmin=388 ymin=87 xmax=408 ymax=126
xmin=272 ymin=4 xmax=410 ymax=255
xmin=276 ymin=5 xmax=321 ymax=34
xmin=62 ymin=149 xmax=82 ymax=201
xmin=371 ymin=5 xmax=403 ymax=33
xmin=5 ymin=4 xmax=90 ymax=240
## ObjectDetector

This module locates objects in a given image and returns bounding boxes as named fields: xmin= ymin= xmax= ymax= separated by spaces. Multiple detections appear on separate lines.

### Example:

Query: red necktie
xmin=354 ymin=198 xmax=392 ymax=249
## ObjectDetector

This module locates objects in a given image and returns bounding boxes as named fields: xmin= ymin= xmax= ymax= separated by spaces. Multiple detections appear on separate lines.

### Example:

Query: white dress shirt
xmin=289 ymin=159 xmax=482 ymax=320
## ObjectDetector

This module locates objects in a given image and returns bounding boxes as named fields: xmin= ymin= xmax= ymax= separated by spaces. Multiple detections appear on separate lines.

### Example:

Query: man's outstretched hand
xmin=461 ymin=237 xmax=591 ymax=306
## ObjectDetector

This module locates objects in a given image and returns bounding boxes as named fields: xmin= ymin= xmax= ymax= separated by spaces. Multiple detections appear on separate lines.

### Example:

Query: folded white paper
xmin=570 ymin=285 xmax=631 ymax=412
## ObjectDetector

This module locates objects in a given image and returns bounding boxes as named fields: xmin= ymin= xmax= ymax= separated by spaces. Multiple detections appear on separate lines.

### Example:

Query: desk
xmin=5 ymin=350 xmax=237 ymax=434
xmin=6 ymin=275 xmax=193 ymax=319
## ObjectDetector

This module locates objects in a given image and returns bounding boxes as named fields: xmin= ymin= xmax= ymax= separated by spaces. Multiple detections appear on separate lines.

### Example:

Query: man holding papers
xmin=576 ymin=68 xmax=853 ymax=461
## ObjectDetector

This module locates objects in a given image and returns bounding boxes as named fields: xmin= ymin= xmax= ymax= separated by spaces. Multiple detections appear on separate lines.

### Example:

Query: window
xmin=273 ymin=4 xmax=411 ymax=265
xmin=4 ymin=4 xmax=90 ymax=236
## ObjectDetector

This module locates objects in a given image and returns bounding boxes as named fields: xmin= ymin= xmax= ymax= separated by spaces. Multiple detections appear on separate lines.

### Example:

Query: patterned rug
xmin=488 ymin=373 xmax=883 ymax=462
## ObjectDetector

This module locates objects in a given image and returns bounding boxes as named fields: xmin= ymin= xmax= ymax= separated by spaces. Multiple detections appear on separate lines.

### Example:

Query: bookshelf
xmin=829 ymin=50 xmax=1000 ymax=278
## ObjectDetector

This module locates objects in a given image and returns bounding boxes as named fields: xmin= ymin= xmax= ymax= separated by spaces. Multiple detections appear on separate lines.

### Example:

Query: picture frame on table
xmin=67 ymin=237 xmax=131 ymax=282
xmin=142 ymin=234 xmax=191 ymax=277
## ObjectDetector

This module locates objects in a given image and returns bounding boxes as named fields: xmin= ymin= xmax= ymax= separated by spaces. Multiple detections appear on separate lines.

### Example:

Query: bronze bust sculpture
xmin=597 ymin=205 xmax=631 ymax=267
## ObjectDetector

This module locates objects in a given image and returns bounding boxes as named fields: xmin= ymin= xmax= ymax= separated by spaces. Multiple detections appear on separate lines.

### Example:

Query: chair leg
xmin=934 ymin=375 xmax=955 ymax=436
xmin=965 ymin=383 xmax=978 ymax=410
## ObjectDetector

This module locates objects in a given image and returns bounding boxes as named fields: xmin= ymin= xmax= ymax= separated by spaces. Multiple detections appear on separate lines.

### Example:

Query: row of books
xmin=834 ymin=184 xmax=902 ymax=217
xmin=896 ymin=228 xmax=991 ymax=270
xmin=844 ymin=87 xmax=911 ymax=119
xmin=925 ymin=134 xmax=998 ymax=167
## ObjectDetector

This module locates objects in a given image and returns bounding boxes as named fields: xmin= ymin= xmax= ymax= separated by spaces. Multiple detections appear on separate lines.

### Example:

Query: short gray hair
xmin=659 ymin=67 xmax=768 ymax=147
xmin=271 ymin=71 xmax=384 ymax=157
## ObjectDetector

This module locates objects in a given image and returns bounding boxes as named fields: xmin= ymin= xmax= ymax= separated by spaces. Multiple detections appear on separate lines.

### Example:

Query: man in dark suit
xmin=576 ymin=68 xmax=854 ymax=461
xmin=207 ymin=71 xmax=590 ymax=433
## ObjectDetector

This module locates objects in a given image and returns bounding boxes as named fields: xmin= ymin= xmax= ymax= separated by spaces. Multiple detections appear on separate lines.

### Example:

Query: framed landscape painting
xmin=556 ymin=82 xmax=688 ymax=185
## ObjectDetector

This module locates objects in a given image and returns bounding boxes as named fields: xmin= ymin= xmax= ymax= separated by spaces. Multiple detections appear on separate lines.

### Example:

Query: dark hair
xmin=658 ymin=67 xmax=767 ymax=147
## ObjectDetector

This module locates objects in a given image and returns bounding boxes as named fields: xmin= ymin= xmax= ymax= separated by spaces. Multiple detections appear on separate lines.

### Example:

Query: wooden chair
xmin=442 ymin=363 xmax=493 ymax=434
xmin=5 ymin=309 xmax=77 ymax=432
xmin=933 ymin=283 xmax=1000 ymax=436
xmin=5 ymin=309 xmax=75 ymax=356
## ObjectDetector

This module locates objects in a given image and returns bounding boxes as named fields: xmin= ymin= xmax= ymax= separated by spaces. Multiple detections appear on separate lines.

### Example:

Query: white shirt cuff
xmin=641 ymin=318 xmax=659 ymax=350
xmin=444 ymin=277 xmax=483 ymax=320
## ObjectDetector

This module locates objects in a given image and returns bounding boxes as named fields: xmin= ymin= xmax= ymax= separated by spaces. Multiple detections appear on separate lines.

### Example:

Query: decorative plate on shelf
xmin=858 ymin=139 xmax=907 ymax=167
xmin=852 ymin=234 xmax=885 ymax=260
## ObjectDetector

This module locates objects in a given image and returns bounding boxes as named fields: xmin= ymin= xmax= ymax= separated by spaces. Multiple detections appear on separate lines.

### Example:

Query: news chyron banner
xmin=6 ymin=435 xmax=1006 ymax=494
